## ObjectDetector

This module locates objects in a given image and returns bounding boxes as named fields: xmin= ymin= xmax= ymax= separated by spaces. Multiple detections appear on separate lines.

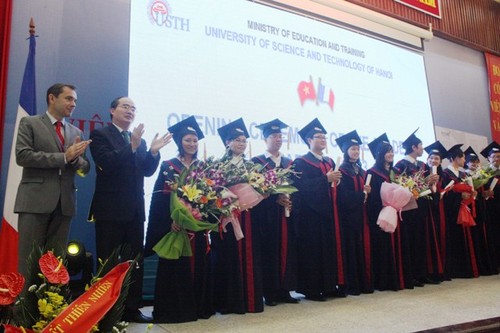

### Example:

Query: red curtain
xmin=0 ymin=0 xmax=13 ymax=167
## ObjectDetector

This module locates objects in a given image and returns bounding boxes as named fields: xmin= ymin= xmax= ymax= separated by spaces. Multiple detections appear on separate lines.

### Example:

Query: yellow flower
xmin=46 ymin=291 xmax=64 ymax=306
xmin=32 ymin=320 xmax=49 ymax=331
xmin=248 ymin=171 xmax=265 ymax=186
xmin=181 ymin=184 xmax=202 ymax=201
xmin=206 ymin=190 xmax=217 ymax=201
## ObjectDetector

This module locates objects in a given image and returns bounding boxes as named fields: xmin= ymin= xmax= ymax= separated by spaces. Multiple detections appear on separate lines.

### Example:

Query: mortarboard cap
xmin=446 ymin=144 xmax=463 ymax=160
xmin=480 ymin=141 xmax=500 ymax=159
xmin=424 ymin=141 xmax=447 ymax=158
xmin=368 ymin=133 xmax=390 ymax=159
xmin=401 ymin=128 xmax=422 ymax=151
xmin=217 ymin=118 xmax=249 ymax=145
xmin=298 ymin=118 xmax=327 ymax=146
xmin=255 ymin=118 xmax=289 ymax=138
xmin=464 ymin=146 xmax=480 ymax=164
xmin=168 ymin=116 xmax=204 ymax=148
xmin=335 ymin=130 xmax=362 ymax=153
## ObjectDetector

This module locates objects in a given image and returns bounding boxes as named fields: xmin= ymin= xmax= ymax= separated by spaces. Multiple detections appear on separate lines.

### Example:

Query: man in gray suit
xmin=14 ymin=83 xmax=91 ymax=281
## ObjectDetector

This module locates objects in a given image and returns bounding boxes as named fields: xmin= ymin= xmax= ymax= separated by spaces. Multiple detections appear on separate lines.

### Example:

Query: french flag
xmin=0 ymin=30 xmax=37 ymax=273
xmin=317 ymin=78 xmax=335 ymax=111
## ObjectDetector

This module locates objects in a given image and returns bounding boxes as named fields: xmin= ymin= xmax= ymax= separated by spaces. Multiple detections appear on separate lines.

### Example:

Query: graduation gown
xmin=145 ymin=158 xmax=214 ymax=323
xmin=394 ymin=159 xmax=429 ymax=283
xmin=423 ymin=168 xmax=445 ymax=280
xmin=210 ymin=157 xmax=264 ymax=314
xmin=366 ymin=166 xmax=406 ymax=291
xmin=485 ymin=169 xmax=500 ymax=269
xmin=251 ymin=154 xmax=298 ymax=302
xmin=337 ymin=162 xmax=373 ymax=295
xmin=441 ymin=168 xmax=479 ymax=278
xmin=292 ymin=152 xmax=345 ymax=297
xmin=471 ymin=184 xmax=498 ymax=276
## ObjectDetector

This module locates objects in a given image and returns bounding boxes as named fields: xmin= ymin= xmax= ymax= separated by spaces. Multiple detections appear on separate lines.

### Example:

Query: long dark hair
xmin=374 ymin=142 xmax=393 ymax=171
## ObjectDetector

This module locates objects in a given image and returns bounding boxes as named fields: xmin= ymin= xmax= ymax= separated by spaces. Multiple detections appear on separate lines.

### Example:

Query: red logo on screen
xmin=297 ymin=76 xmax=335 ymax=111
xmin=149 ymin=0 xmax=170 ymax=26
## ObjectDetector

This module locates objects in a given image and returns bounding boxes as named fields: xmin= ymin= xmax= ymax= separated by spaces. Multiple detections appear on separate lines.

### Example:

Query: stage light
xmin=66 ymin=240 xmax=94 ymax=298
xmin=66 ymin=240 xmax=86 ymax=276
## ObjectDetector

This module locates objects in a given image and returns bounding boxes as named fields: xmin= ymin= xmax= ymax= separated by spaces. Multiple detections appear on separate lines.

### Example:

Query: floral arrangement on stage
xmin=0 ymin=250 xmax=138 ymax=333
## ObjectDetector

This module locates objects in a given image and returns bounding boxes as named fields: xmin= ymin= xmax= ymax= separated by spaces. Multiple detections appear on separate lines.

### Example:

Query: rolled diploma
xmin=431 ymin=166 xmax=437 ymax=192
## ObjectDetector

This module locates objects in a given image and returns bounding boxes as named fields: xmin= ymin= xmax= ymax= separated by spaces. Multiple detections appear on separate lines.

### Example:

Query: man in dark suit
xmin=89 ymin=96 xmax=171 ymax=323
xmin=15 ymin=83 xmax=91 ymax=285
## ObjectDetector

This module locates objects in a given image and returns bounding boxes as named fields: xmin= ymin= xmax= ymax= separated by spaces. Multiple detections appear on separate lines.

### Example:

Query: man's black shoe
xmin=122 ymin=310 xmax=153 ymax=323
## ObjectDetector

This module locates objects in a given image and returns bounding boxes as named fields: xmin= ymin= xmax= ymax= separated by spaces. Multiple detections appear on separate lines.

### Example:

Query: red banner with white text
xmin=395 ymin=0 xmax=441 ymax=18
xmin=486 ymin=53 xmax=500 ymax=143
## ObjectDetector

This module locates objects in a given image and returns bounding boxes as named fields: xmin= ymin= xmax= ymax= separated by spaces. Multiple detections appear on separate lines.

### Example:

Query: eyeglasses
xmin=312 ymin=135 xmax=327 ymax=140
xmin=232 ymin=138 xmax=248 ymax=144
xmin=268 ymin=134 xmax=283 ymax=139
xmin=118 ymin=104 xmax=137 ymax=112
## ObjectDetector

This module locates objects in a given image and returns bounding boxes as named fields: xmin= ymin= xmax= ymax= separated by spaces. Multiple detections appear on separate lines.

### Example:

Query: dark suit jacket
xmin=88 ymin=124 xmax=160 ymax=222
xmin=14 ymin=113 xmax=90 ymax=216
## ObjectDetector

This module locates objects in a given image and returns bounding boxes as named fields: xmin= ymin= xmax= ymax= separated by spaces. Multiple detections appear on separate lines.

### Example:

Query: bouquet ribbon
xmin=153 ymin=194 xmax=218 ymax=260
xmin=220 ymin=210 xmax=244 ymax=240
xmin=453 ymin=183 xmax=476 ymax=227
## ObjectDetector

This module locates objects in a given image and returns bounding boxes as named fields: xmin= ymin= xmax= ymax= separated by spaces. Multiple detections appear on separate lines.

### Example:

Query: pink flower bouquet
xmin=228 ymin=183 xmax=264 ymax=211
xmin=377 ymin=182 xmax=412 ymax=233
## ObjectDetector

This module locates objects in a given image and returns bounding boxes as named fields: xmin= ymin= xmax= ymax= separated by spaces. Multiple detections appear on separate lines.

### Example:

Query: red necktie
xmin=55 ymin=121 xmax=65 ymax=147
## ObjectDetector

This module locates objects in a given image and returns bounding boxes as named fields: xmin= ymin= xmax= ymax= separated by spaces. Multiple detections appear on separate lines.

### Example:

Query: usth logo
xmin=148 ymin=0 xmax=190 ymax=32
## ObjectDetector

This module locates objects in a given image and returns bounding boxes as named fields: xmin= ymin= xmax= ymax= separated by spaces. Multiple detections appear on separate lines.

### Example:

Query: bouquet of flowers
xmin=247 ymin=164 xmax=298 ymax=196
xmin=214 ymin=153 xmax=298 ymax=209
xmin=153 ymin=159 xmax=239 ymax=260
xmin=468 ymin=166 xmax=494 ymax=190
xmin=376 ymin=182 xmax=413 ymax=233
xmin=390 ymin=169 xmax=431 ymax=211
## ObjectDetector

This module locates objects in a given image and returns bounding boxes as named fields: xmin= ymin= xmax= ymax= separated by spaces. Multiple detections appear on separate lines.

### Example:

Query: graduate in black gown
xmin=480 ymin=142 xmax=500 ymax=270
xmin=251 ymin=119 xmax=299 ymax=306
xmin=465 ymin=146 xmax=498 ymax=276
xmin=211 ymin=118 xmax=264 ymax=314
xmin=394 ymin=130 xmax=439 ymax=287
xmin=144 ymin=116 xmax=214 ymax=323
xmin=423 ymin=141 xmax=447 ymax=282
xmin=336 ymin=130 xmax=374 ymax=295
xmin=292 ymin=118 xmax=345 ymax=301
xmin=366 ymin=133 xmax=406 ymax=291
xmin=441 ymin=144 xmax=479 ymax=279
